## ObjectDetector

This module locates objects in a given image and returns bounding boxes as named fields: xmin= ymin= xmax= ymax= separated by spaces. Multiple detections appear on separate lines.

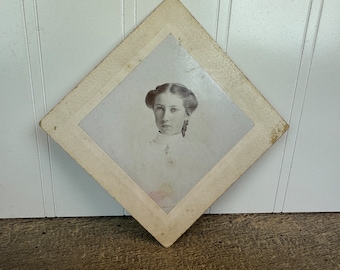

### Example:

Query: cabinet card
xmin=40 ymin=0 xmax=288 ymax=247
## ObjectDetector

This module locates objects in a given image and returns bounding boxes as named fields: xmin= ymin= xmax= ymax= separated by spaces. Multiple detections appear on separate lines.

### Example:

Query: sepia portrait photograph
xmin=80 ymin=34 xmax=254 ymax=213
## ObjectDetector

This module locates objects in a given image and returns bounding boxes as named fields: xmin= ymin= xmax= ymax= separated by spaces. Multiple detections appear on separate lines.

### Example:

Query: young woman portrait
xmin=127 ymin=83 xmax=216 ymax=213
xmin=79 ymin=35 xmax=254 ymax=214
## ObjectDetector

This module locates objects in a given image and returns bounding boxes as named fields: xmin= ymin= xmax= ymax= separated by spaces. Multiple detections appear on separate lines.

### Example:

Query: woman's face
xmin=153 ymin=91 xmax=189 ymax=136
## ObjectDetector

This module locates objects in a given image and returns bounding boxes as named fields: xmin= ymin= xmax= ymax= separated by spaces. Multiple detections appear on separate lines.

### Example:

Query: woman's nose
xmin=162 ymin=109 xmax=171 ymax=121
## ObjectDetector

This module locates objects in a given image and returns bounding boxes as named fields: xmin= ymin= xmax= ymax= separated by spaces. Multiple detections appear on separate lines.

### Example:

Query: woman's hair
xmin=145 ymin=83 xmax=198 ymax=137
xmin=145 ymin=83 xmax=198 ymax=115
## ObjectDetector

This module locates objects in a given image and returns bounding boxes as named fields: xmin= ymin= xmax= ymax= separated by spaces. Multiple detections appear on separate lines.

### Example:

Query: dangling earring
xmin=181 ymin=120 xmax=189 ymax=137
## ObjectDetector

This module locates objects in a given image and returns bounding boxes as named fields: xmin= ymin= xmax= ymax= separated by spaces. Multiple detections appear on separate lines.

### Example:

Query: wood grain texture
xmin=1 ymin=213 xmax=339 ymax=269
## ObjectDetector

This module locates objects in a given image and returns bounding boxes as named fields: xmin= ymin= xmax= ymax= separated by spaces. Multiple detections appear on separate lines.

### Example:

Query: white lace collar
xmin=151 ymin=132 xmax=184 ymax=145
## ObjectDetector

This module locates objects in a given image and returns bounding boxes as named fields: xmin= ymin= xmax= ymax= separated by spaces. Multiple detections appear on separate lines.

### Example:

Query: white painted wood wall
xmin=1 ymin=0 xmax=339 ymax=218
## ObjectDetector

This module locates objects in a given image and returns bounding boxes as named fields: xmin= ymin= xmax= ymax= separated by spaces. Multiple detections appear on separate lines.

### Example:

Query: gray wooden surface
xmin=1 ymin=213 xmax=339 ymax=269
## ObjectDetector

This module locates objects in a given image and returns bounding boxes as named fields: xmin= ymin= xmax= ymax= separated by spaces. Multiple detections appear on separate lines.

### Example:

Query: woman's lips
xmin=162 ymin=125 xmax=172 ymax=128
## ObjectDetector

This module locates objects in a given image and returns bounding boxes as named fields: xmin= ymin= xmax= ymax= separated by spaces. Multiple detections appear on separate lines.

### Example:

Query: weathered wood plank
xmin=1 ymin=213 xmax=339 ymax=269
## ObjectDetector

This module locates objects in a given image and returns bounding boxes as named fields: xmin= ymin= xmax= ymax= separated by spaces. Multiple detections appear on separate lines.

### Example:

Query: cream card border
xmin=40 ymin=0 xmax=288 ymax=247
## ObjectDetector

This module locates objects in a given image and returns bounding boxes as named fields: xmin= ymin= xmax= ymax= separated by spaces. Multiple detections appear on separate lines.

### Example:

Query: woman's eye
xmin=170 ymin=108 xmax=178 ymax=112
xmin=155 ymin=106 xmax=164 ymax=111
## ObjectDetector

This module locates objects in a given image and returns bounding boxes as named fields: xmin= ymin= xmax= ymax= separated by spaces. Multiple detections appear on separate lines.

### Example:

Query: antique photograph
xmin=80 ymin=35 xmax=254 ymax=212
xmin=40 ymin=0 xmax=288 ymax=247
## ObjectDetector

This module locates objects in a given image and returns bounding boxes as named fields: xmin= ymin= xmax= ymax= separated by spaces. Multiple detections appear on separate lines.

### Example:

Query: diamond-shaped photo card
xmin=40 ymin=0 xmax=288 ymax=247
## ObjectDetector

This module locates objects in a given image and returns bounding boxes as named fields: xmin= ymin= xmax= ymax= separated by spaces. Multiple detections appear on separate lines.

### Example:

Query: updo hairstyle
xmin=145 ymin=83 xmax=198 ymax=137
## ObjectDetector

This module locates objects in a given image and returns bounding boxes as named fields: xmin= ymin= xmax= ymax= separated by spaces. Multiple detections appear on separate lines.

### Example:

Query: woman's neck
xmin=153 ymin=132 xmax=183 ymax=145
